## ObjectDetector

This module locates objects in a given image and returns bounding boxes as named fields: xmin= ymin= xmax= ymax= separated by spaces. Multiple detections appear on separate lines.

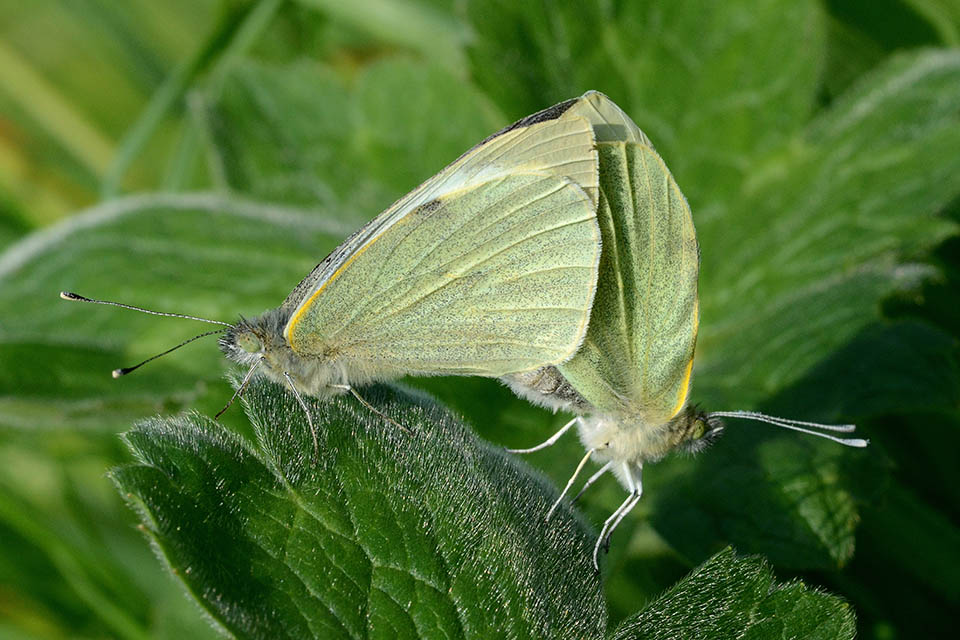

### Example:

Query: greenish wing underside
xmin=557 ymin=143 xmax=699 ymax=422
xmin=563 ymin=91 xmax=653 ymax=146
xmin=280 ymin=109 xmax=599 ymax=315
xmin=288 ymin=173 xmax=600 ymax=376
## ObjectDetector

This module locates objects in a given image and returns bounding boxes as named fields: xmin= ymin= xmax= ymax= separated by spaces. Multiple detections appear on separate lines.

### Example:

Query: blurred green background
xmin=1 ymin=0 xmax=958 ymax=638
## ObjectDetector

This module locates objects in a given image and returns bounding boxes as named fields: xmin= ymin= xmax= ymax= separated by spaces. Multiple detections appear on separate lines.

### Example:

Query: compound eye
xmin=690 ymin=418 xmax=706 ymax=440
xmin=236 ymin=332 xmax=262 ymax=354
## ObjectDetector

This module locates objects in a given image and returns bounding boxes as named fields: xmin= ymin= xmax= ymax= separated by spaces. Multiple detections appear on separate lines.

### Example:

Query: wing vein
xmin=365 ymin=216 xmax=596 ymax=330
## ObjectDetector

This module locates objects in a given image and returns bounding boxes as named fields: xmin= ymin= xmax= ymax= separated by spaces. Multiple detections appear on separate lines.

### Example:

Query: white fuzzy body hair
xmin=576 ymin=404 xmax=718 ymax=489
xmin=220 ymin=307 xmax=393 ymax=398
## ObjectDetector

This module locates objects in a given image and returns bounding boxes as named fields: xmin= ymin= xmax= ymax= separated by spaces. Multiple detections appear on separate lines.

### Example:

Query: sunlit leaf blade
xmin=609 ymin=547 xmax=856 ymax=640
xmin=111 ymin=382 xmax=606 ymax=640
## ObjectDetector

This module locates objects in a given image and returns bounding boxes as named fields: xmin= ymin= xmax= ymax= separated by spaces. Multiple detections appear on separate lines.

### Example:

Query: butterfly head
xmin=219 ymin=309 xmax=292 ymax=369
xmin=675 ymin=406 xmax=725 ymax=454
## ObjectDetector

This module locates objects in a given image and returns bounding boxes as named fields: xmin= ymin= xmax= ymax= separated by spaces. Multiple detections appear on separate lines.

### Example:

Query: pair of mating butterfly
xmin=63 ymin=91 xmax=866 ymax=570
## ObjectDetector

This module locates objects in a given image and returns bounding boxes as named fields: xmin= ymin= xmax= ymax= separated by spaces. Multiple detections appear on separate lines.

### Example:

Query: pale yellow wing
xmin=564 ymin=90 xmax=653 ymax=145
xmin=286 ymin=173 xmax=599 ymax=377
xmin=278 ymin=99 xmax=600 ymax=316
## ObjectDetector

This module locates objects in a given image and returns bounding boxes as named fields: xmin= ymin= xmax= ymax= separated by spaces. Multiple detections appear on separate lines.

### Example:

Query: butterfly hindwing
xmin=557 ymin=141 xmax=699 ymax=422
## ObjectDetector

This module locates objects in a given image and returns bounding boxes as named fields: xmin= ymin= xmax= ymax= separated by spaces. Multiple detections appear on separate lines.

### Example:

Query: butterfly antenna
xmin=60 ymin=291 xmax=231 ymax=327
xmin=112 ymin=329 xmax=226 ymax=377
xmin=709 ymin=410 xmax=868 ymax=447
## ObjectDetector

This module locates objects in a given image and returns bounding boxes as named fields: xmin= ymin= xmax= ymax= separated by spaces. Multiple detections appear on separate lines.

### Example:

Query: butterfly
xmin=63 ymin=93 xmax=612 ymax=451
xmin=499 ymin=93 xmax=868 ymax=569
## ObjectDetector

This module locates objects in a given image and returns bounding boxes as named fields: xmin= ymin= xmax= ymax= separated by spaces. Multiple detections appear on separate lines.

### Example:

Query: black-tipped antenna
xmin=112 ymin=329 xmax=226 ymax=378
xmin=709 ymin=410 xmax=868 ymax=447
xmin=60 ymin=291 xmax=231 ymax=327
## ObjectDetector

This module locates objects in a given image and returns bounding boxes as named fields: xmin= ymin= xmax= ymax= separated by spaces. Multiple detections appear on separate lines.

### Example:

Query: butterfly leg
xmin=215 ymin=358 xmax=263 ymax=420
xmin=571 ymin=461 xmax=612 ymax=505
xmin=546 ymin=446 xmax=596 ymax=521
xmin=506 ymin=416 xmax=579 ymax=453
xmin=328 ymin=384 xmax=411 ymax=434
xmin=601 ymin=464 xmax=644 ymax=551
xmin=283 ymin=371 xmax=319 ymax=460
xmin=592 ymin=463 xmax=643 ymax=571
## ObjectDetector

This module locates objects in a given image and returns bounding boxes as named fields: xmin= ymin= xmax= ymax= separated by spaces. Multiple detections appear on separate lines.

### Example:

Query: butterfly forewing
xmin=286 ymin=173 xmax=599 ymax=376
xmin=564 ymin=91 xmax=653 ymax=145
xmin=280 ymin=106 xmax=601 ymax=319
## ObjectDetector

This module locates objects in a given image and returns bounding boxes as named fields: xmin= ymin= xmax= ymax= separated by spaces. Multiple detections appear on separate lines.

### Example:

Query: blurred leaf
xmin=766 ymin=320 xmax=960 ymax=420
xmin=465 ymin=0 xmax=611 ymax=115
xmin=696 ymin=50 xmax=960 ymax=407
xmin=903 ymin=0 xmax=960 ymax=45
xmin=112 ymin=381 xmax=606 ymax=639
xmin=0 ymin=0 xmax=222 ymax=219
xmin=832 ymin=476 xmax=960 ymax=635
xmin=101 ymin=0 xmax=285 ymax=197
xmin=609 ymin=547 xmax=856 ymax=640
xmin=200 ymin=58 xmax=501 ymax=212
xmin=0 ymin=451 xmax=222 ymax=639
xmin=648 ymin=423 xmax=875 ymax=570
xmin=0 ymin=194 xmax=31 ymax=250
xmin=0 ymin=39 xmax=114 ymax=184
xmin=861 ymin=481 xmax=960 ymax=603
xmin=826 ymin=0 xmax=944 ymax=49
xmin=296 ymin=0 xmax=467 ymax=74
xmin=822 ymin=14 xmax=887 ymax=102
xmin=467 ymin=0 xmax=825 ymax=207
xmin=821 ymin=0 xmax=953 ymax=100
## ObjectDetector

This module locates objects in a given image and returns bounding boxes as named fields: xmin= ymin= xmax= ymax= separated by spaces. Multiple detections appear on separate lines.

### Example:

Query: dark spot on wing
xmin=475 ymin=97 xmax=579 ymax=147
xmin=420 ymin=198 xmax=442 ymax=214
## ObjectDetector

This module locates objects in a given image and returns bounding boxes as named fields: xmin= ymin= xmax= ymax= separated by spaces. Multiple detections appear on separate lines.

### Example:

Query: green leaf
xmin=697 ymin=49 xmax=960 ymax=408
xmin=467 ymin=0 xmax=825 ymax=205
xmin=767 ymin=320 xmax=960 ymax=419
xmin=0 ymin=195 xmax=31 ymax=251
xmin=0 ymin=0 xmax=224 ymax=220
xmin=295 ymin=0 xmax=467 ymax=74
xmin=0 ymin=438 xmax=223 ymax=639
xmin=821 ymin=13 xmax=887 ymax=102
xmin=609 ymin=547 xmax=856 ymax=640
xmin=112 ymin=381 xmax=606 ymax=639
xmin=903 ymin=0 xmax=960 ymax=45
